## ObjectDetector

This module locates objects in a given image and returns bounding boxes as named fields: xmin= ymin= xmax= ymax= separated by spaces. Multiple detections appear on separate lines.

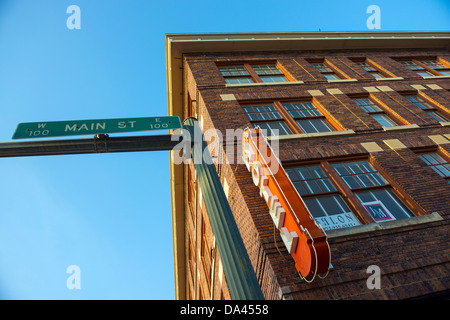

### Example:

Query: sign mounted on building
xmin=242 ymin=128 xmax=331 ymax=280
xmin=12 ymin=116 xmax=182 ymax=139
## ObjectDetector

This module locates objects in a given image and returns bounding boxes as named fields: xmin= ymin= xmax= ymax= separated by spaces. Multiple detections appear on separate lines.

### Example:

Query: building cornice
xmin=167 ymin=31 xmax=450 ymax=53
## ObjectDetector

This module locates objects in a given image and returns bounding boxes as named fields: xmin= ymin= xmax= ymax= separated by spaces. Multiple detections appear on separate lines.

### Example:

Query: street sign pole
xmin=1 ymin=116 xmax=266 ymax=300
xmin=183 ymin=117 xmax=265 ymax=300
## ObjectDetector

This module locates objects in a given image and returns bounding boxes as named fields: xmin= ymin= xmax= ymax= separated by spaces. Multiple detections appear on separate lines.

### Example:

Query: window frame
xmin=403 ymin=93 xmax=450 ymax=123
xmin=241 ymin=103 xmax=293 ymax=136
xmin=218 ymin=62 xmax=291 ymax=84
xmin=416 ymin=149 xmax=450 ymax=183
xmin=350 ymin=58 xmax=394 ymax=79
xmin=307 ymin=59 xmax=348 ymax=80
xmin=396 ymin=57 xmax=450 ymax=77
xmin=281 ymin=101 xmax=335 ymax=134
xmin=351 ymin=95 xmax=403 ymax=127
xmin=241 ymin=99 xmax=341 ymax=136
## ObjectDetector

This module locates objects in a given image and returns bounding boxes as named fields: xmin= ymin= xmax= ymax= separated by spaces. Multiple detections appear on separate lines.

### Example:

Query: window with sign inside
xmin=286 ymin=160 xmax=415 ymax=231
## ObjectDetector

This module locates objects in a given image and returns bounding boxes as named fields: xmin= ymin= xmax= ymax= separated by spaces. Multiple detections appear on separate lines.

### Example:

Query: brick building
xmin=165 ymin=31 xmax=450 ymax=300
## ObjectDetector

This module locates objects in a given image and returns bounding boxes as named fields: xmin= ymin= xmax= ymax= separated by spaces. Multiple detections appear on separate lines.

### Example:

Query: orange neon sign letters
xmin=242 ymin=128 xmax=331 ymax=280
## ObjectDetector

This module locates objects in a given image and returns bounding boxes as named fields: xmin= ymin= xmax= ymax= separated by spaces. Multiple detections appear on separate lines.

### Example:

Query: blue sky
xmin=0 ymin=0 xmax=448 ymax=300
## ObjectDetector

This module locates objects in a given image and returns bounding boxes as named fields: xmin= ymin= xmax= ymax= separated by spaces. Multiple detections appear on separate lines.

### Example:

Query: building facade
xmin=166 ymin=32 xmax=450 ymax=300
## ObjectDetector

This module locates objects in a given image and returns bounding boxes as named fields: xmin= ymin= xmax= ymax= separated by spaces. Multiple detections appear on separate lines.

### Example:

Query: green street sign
xmin=12 ymin=116 xmax=182 ymax=139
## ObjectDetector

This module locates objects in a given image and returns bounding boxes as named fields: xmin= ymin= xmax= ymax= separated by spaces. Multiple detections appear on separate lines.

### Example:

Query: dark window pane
xmin=421 ymin=153 xmax=439 ymax=165
xmin=312 ymin=63 xmax=333 ymax=73
xmin=304 ymin=180 xmax=322 ymax=194
xmin=243 ymin=104 xmax=283 ymax=121
xmin=260 ymin=75 xmax=287 ymax=83
xmin=371 ymin=72 xmax=385 ymax=79
xmin=297 ymin=119 xmax=332 ymax=133
xmin=353 ymin=98 xmax=381 ymax=113
xmin=311 ymin=119 xmax=332 ymax=132
xmin=297 ymin=120 xmax=315 ymax=133
xmin=293 ymin=181 xmax=308 ymax=196
xmin=332 ymin=163 xmax=350 ymax=176
xmin=253 ymin=121 xmax=292 ymax=136
xmin=356 ymin=174 xmax=375 ymax=188
xmin=369 ymin=172 xmax=387 ymax=185
xmin=219 ymin=65 xmax=250 ymax=76
xmin=400 ymin=61 xmax=423 ymax=70
xmin=357 ymin=161 xmax=375 ymax=173
xmin=309 ymin=166 xmax=326 ymax=178
xmin=303 ymin=197 xmax=326 ymax=217
xmin=435 ymin=165 xmax=450 ymax=177
xmin=372 ymin=114 xmax=397 ymax=127
xmin=427 ymin=110 xmax=449 ymax=122
xmin=251 ymin=64 xmax=283 ymax=75
xmin=225 ymin=77 xmax=254 ymax=84
xmin=285 ymin=169 xmax=297 ymax=181
xmin=347 ymin=162 xmax=363 ymax=174
xmin=324 ymin=73 xmax=340 ymax=80
xmin=321 ymin=194 xmax=351 ymax=215
xmin=303 ymin=194 xmax=361 ymax=230
xmin=421 ymin=60 xmax=446 ymax=69
xmin=282 ymin=102 xmax=323 ymax=118
xmin=295 ymin=167 xmax=313 ymax=180
xmin=317 ymin=179 xmax=336 ymax=192
xmin=342 ymin=176 xmax=361 ymax=189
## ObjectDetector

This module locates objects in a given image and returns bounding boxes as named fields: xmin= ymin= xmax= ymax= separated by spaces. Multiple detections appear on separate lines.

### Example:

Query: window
xmin=218 ymin=65 xmax=253 ymax=84
xmin=399 ymin=61 xmax=433 ymax=77
xmin=286 ymin=165 xmax=360 ymax=231
xmin=250 ymin=64 xmax=288 ymax=83
xmin=219 ymin=64 xmax=288 ymax=84
xmin=286 ymin=160 xmax=414 ymax=231
xmin=397 ymin=58 xmax=450 ymax=77
xmin=420 ymin=59 xmax=450 ymax=76
xmin=404 ymin=95 xmax=450 ymax=122
xmin=418 ymin=152 xmax=450 ymax=183
xmin=242 ymin=100 xmax=337 ymax=136
xmin=310 ymin=62 xmax=342 ymax=80
xmin=351 ymin=59 xmax=391 ymax=79
xmin=242 ymin=104 xmax=292 ymax=136
xmin=352 ymin=97 xmax=398 ymax=127
xmin=357 ymin=61 xmax=385 ymax=78
xmin=281 ymin=101 xmax=333 ymax=133
xmin=334 ymin=162 xmax=413 ymax=221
